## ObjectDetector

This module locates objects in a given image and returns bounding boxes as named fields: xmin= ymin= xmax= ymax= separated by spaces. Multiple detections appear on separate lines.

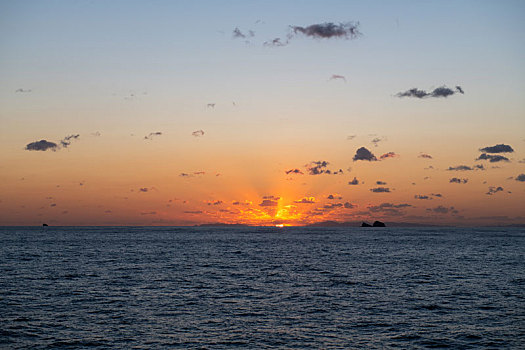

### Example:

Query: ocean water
xmin=0 ymin=226 xmax=524 ymax=349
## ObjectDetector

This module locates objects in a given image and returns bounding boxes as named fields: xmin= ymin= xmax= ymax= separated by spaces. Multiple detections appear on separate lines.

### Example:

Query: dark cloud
xmin=353 ymin=147 xmax=377 ymax=161
xmin=430 ymin=205 xmax=458 ymax=214
xmin=479 ymin=144 xmax=514 ymax=153
xmin=140 ymin=211 xmax=157 ymax=215
xmin=380 ymin=152 xmax=397 ymax=160
xmin=344 ymin=202 xmax=356 ymax=209
xmin=192 ymin=130 xmax=205 ymax=137
xmin=207 ymin=200 xmax=223 ymax=206
xmin=348 ymin=177 xmax=359 ymax=185
xmin=329 ymin=74 xmax=346 ymax=82
xmin=414 ymin=195 xmax=431 ymax=200
xmin=419 ymin=153 xmax=433 ymax=159
xmin=60 ymin=134 xmax=79 ymax=148
xmin=396 ymin=85 xmax=464 ymax=99
xmin=327 ymin=194 xmax=342 ymax=200
xmin=305 ymin=161 xmax=343 ymax=175
xmin=263 ymin=195 xmax=280 ymax=200
xmin=259 ymin=199 xmax=278 ymax=207
xmin=516 ymin=174 xmax=525 ymax=182
xmin=25 ymin=140 xmax=58 ymax=151
xmin=138 ymin=187 xmax=150 ymax=192
xmin=184 ymin=210 xmax=203 ymax=214
xmin=207 ymin=103 xmax=215 ymax=108
xmin=476 ymin=153 xmax=509 ymax=163
xmin=232 ymin=200 xmax=251 ymax=206
xmin=447 ymin=165 xmax=480 ymax=171
xmin=431 ymin=193 xmax=443 ymax=197
xmin=291 ymin=22 xmax=361 ymax=39
xmin=486 ymin=186 xmax=504 ymax=195
xmin=294 ymin=197 xmax=316 ymax=204
xmin=376 ymin=181 xmax=387 ymax=185
xmin=449 ymin=177 xmax=468 ymax=184
xmin=323 ymin=203 xmax=343 ymax=209
xmin=15 ymin=88 xmax=32 ymax=93
xmin=144 ymin=132 xmax=162 ymax=140
xmin=370 ymin=187 xmax=391 ymax=193
xmin=285 ymin=168 xmax=304 ymax=175
xmin=232 ymin=27 xmax=254 ymax=39
xmin=368 ymin=202 xmax=411 ymax=216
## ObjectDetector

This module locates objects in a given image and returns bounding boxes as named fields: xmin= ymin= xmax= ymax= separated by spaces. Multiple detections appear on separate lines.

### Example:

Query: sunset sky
xmin=1 ymin=0 xmax=524 ymax=226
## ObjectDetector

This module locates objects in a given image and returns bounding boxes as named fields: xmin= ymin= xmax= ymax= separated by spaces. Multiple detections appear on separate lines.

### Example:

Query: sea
xmin=0 ymin=226 xmax=524 ymax=349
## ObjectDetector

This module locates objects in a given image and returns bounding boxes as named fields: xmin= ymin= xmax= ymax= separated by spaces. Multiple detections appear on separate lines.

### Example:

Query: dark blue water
xmin=1 ymin=226 xmax=524 ymax=349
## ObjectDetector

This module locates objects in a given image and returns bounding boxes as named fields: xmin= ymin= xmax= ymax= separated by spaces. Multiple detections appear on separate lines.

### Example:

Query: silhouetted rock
xmin=361 ymin=222 xmax=372 ymax=227
xmin=42 ymin=223 xmax=48 ymax=227
xmin=373 ymin=221 xmax=386 ymax=227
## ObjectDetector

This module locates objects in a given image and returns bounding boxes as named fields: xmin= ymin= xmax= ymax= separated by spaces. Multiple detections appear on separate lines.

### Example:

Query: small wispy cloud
xmin=192 ymin=130 xmax=205 ymax=137
xmin=449 ymin=177 xmax=468 ymax=184
xmin=396 ymin=86 xmax=464 ymax=99
xmin=418 ymin=153 xmax=433 ymax=159
xmin=329 ymin=74 xmax=346 ymax=82
xmin=348 ymin=177 xmax=359 ymax=185
xmin=486 ymin=186 xmax=504 ymax=196
xmin=144 ymin=132 xmax=162 ymax=140
xmin=291 ymin=22 xmax=361 ymax=39
xmin=285 ymin=168 xmax=304 ymax=175
xmin=370 ymin=187 xmax=391 ymax=193
xmin=380 ymin=152 xmax=398 ymax=160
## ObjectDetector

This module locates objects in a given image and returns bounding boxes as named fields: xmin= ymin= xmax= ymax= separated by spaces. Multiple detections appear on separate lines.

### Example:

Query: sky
xmin=1 ymin=0 xmax=524 ymax=226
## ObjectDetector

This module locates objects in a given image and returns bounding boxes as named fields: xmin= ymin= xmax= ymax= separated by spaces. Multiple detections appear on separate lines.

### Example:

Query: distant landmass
xmin=306 ymin=221 xmax=438 ymax=227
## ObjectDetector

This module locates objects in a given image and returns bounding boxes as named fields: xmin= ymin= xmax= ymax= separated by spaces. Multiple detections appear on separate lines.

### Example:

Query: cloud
xmin=479 ymin=144 xmax=514 ymax=153
xmin=344 ymin=202 xmax=356 ymax=209
xmin=144 ymin=132 xmax=162 ymax=140
xmin=396 ymin=85 xmax=464 ymax=99
xmin=232 ymin=27 xmax=254 ymax=39
xmin=207 ymin=200 xmax=223 ymax=206
xmin=263 ymin=195 xmax=280 ymax=200
xmin=263 ymin=38 xmax=288 ymax=47
xmin=431 ymin=193 xmax=443 ymax=197
xmin=370 ymin=187 xmax=391 ymax=193
xmin=347 ymin=135 xmax=357 ymax=140
xmin=348 ymin=177 xmax=359 ymax=185
xmin=207 ymin=103 xmax=215 ymax=108
xmin=138 ymin=187 xmax=150 ymax=192
xmin=376 ymin=181 xmax=387 ymax=185
xmin=285 ymin=168 xmax=304 ymax=175
xmin=60 ymin=134 xmax=80 ymax=148
xmin=371 ymin=137 xmax=384 ymax=147
xmin=449 ymin=177 xmax=468 ymax=184
xmin=184 ymin=210 xmax=203 ymax=214
xmin=476 ymin=153 xmax=510 ymax=163
xmin=294 ymin=197 xmax=316 ymax=204
xmin=329 ymin=74 xmax=346 ymax=82
xmin=291 ymin=22 xmax=361 ymax=39
xmin=380 ymin=152 xmax=397 ymax=160
xmin=368 ymin=202 xmax=411 ymax=216
xmin=259 ymin=199 xmax=278 ymax=207
xmin=447 ymin=165 xmax=485 ymax=171
xmin=486 ymin=186 xmax=504 ymax=195
xmin=414 ymin=195 xmax=431 ymax=200
xmin=327 ymin=194 xmax=342 ymax=200
xmin=419 ymin=153 xmax=433 ymax=159
xmin=25 ymin=140 xmax=58 ymax=151
xmin=91 ymin=131 xmax=101 ymax=137
xmin=353 ymin=147 xmax=377 ymax=161
xmin=305 ymin=161 xmax=343 ymax=175
xmin=233 ymin=200 xmax=252 ymax=206
xmin=140 ymin=211 xmax=157 ymax=215
xmin=430 ymin=205 xmax=458 ymax=214
xmin=192 ymin=130 xmax=205 ymax=137
xmin=516 ymin=174 xmax=525 ymax=182
xmin=15 ymin=88 xmax=32 ymax=93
